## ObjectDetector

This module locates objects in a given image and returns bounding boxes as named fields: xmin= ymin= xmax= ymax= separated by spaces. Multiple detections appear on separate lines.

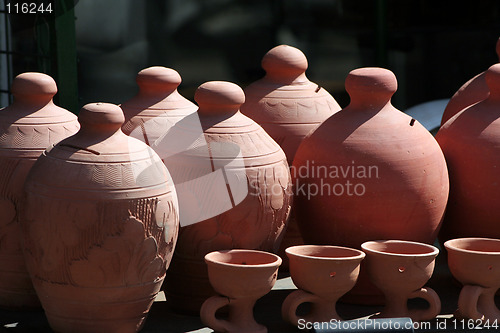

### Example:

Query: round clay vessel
xmin=436 ymin=64 xmax=500 ymax=242
xmin=0 ymin=72 xmax=79 ymax=309
xmin=241 ymin=45 xmax=341 ymax=264
xmin=21 ymin=103 xmax=179 ymax=332
xmin=200 ymin=249 xmax=281 ymax=333
xmin=292 ymin=67 xmax=449 ymax=304
xmin=163 ymin=81 xmax=292 ymax=313
xmin=361 ymin=240 xmax=441 ymax=321
xmin=440 ymin=37 xmax=500 ymax=126
xmin=120 ymin=66 xmax=197 ymax=141
xmin=282 ymin=245 xmax=365 ymax=326
xmin=445 ymin=238 xmax=500 ymax=321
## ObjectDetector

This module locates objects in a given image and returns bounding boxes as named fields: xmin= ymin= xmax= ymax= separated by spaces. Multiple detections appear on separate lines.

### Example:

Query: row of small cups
xmin=199 ymin=238 xmax=500 ymax=332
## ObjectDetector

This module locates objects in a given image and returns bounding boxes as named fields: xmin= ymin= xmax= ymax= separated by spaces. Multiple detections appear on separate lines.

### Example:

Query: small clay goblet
xmin=200 ymin=249 xmax=281 ymax=333
xmin=282 ymin=245 xmax=365 ymax=326
xmin=445 ymin=237 xmax=500 ymax=321
xmin=361 ymin=240 xmax=441 ymax=321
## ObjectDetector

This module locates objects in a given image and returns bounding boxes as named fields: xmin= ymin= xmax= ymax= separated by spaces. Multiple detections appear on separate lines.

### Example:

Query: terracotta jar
xmin=292 ymin=67 xmax=449 ymax=304
xmin=440 ymin=37 xmax=500 ymax=126
xmin=201 ymin=249 xmax=281 ymax=333
xmin=282 ymin=245 xmax=365 ymax=326
xmin=21 ymin=103 xmax=179 ymax=332
xmin=361 ymin=240 xmax=441 ymax=321
xmin=163 ymin=81 xmax=292 ymax=313
xmin=436 ymin=64 xmax=500 ymax=242
xmin=445 ymin=238 xmax=500 ymax=321
xmin=121 ymin=66 xmax=197 ymax=142
xmin=241 ymin=45 xmax=341 ymax=263
xmin=0 ymin=72 xmax=79 ymax=309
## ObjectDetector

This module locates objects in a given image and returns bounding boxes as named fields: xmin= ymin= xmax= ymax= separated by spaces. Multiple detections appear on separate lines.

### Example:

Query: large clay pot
xmin=121 ymin=66 xmax=197 ymax=140
xmin=0 ymin=73 xmax=79 ymax=309
xmin=21 ymin=103 xmax=179 ymax=332
xmin=292 ymin=67 xmax=449 ymax=304
xmin=440 ymin=37 xmax=500 ymax=126
xmin=163 ymin=81 xmax=292 ymax=313
xmin=436 ymin=64 xmax=500 ymax=242
xmin=241 ymin=45 xmax=341 ymax=263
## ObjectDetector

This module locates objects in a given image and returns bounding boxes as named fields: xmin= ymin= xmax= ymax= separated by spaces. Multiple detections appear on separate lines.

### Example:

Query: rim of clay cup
xmin=444 ymin=237 xmax=500 ymax=255
xmin=361 ymin=240 xmax=439 ymax=257
xmin=285 ymin=245 xmax=365 ymax=261
xmin=204 ymin=249 xmax=282 ymax=268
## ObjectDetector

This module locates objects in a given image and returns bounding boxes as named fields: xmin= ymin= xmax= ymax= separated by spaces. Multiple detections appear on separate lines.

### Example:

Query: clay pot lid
xmin=136 ymin=66 xmax=182 ymax=93
xmin=59 ymin=102 xmax=134 ymax=157
xmin=0 ymin=72 xmax=77 ymax=126
xmin=172 ymin=81 xmax=285 ymax=164
xmin=485 ymin=63 xmax=500 ymax=97
xmin=261 ymin=45 xmax=308 ymax=82
xmin=345 ymin=67 xmax=397 ymax=107
xmin=42 ymin=102 xmax=169 ymax=192
xmin=79 ymin=102 xmax=124 ymax=132
xmin=195 ymin=81 xmax=245 ymax=115
xmin=120 ymin=66 xmax=196 ymax=126
xmin=11 ymin=72 xmax=57 ymax=102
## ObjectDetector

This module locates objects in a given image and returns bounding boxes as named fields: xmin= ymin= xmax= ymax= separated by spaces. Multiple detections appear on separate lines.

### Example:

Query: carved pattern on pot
xmin=173 ymin=160 xmax=291 ymax=258
xmin=0 ymin=124 xmax=79 ymax=151
xmin=23 ymin=195 xmax=178 ymax=286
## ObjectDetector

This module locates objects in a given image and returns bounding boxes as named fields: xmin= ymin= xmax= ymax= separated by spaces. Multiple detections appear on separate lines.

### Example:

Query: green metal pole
xmin=52 ymin=0 xmax=78 ymax=113
xmin=376 ymin=0 xmax=388 ymax=67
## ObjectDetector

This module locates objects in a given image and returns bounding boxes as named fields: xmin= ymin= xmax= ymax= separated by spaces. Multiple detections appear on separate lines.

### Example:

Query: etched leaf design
xmin=69 ymin=215 xmax=163 ymax=287
xmin=140 ymin=256 xmax=164 ymax=283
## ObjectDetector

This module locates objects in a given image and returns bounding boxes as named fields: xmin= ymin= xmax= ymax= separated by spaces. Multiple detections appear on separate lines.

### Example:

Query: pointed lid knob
xmin=195 ymin=81 xmax=245 ymax=115
xmin=11 ymin=72 xmax=57 ymax=104
xmin=78 ymin=102 xmax=125 ymax=133
xmin=485 ymin=63 xmax=500 ymax=98
xmin=261 ymin=45 xmax=308 ymax=83
xmin=136 ymin=66 xmax=182 ymax=94
xmin=345 ymin=67 xmax=397 ymax=108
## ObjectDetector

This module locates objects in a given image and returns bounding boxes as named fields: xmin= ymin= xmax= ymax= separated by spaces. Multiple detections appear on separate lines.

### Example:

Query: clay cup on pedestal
xmin=361 ymin=240 xmax=441 ymax=321
xmin=445 ymin=238 xmax=500 ymax=321
xmin=282 ymin=245 xmax=365 ymax=326
xmin=200 ymin=249 xmax=281 ymax=333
